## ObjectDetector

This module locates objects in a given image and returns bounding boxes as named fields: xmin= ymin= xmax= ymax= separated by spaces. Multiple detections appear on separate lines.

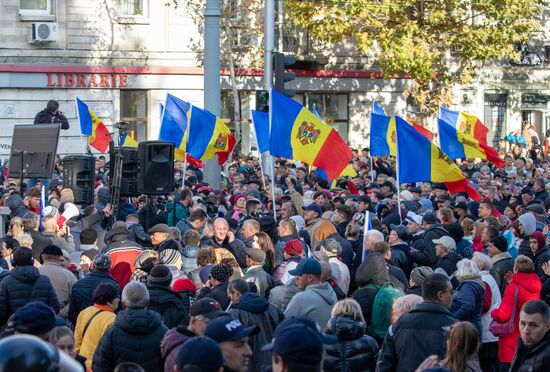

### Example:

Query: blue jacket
xmin=451 ymin=279 xmax=485 ymax=337
xmin=0 ymin=265 xmax=60 ymax=324
xmin=68 ymin=271 xmax=120 ymax=326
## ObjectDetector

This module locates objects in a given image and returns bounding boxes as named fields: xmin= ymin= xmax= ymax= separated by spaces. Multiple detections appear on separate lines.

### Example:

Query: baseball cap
xmin=176 ymin=336 xmax=223 ymax=372
xmin=452 ymin=201 xmax=468 ymax=210
xmin=288 ymin=257 xmax=322 ymax=276
xmin=389 ymin=224 xmax=410 ymax=241
xmin=262 ymin=317 xmax=336 ymax=363
xmin=422 ymin=212 xmax=438 ymax=224
xmin=13 ymin=302 xmax=66 ymax=335
xmin=189 ymin=298 xmax=226 ymax=319
xmin=93 ymin=253 xmax=111 ymax=270
xmin=405 ymin=211 xmax=422 ymax=225
xmin=432 ymin=236 xmax=456 ymax=250
xmin=204 ymin=316 xmax=259 ymax=342
xmin=303 ymin=203 xmax=322 ymax=215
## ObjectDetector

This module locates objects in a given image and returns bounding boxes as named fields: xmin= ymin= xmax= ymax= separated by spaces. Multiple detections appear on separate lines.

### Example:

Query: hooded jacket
xmin=92 ymin=309 xmax=168 ymax=372
xmin=324 ymin=316 xmax=379 ymax=372
xmin=103 ymin=227 xmax=143 ymax=288
xmin=377 ymin=302 xmax=458 ymax=372
xmin=0 ymin=265 xmax=60 ymax=324
xmin=180 ymin=246 xmax=199 ymax=275
xmin=284 ymin=281 xmax=338 ymax=329
xmin=518 ymin=213 xmax=537 ymax=259
xmin=147 ymin=284 xmax=190 ymax=328
xmin=491 ymin=272 xmax=542 ymax=363
xmin=228 ymin=292 xmax=283 ymax=372
xmin=352 ymin=254 xmax=391 ymax=323
xmin=5 ymin=193 xmax=29 ymax=218
xmin=450 ymin=278 xmax=485 ymax=337
xmin=160 ymin=327 xmax=196 ymax=372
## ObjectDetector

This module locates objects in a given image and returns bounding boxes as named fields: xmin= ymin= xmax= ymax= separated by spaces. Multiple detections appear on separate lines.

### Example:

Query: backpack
xmin=364 ymin=282 xmax=404 ymax=339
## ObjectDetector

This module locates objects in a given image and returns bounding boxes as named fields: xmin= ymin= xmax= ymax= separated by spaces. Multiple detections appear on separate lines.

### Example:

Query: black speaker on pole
xmin=63 ymin=155 xmax=95 ymax=205
xmin=137 ymin=141 xmax=174 ymax=195
xmin=109 ymin=146 xmax=139 ymax=196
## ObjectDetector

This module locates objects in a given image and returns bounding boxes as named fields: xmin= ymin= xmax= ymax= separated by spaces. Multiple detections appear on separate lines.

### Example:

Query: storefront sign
xmin=46 ymin=73 xmax=128 ymax=88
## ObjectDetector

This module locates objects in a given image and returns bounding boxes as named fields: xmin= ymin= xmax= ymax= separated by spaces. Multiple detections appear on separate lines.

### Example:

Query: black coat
xmin=228 ymin=293 xmax=283 ymax=372
xmin=376 ymin=302 xmax=457 ymax=372
xmin=324 ymin=316 xmax=379 ymax=372
xmin=33 ymin=109 xmax=70 ymax=129
xmin=435 ymin=252 xmax=462 ymax=277
xmin=147 ymin=285 xmax=190 ymax=328
xmin=510 ymin=330 xmax=550 ymax=372
xmin=533 ymin=247 xmax=550 ymax=282
xmin=205 ymin=237 xmax=248 ymax=268
xmin=490 ymin=255 xmax=514 ymax=295
xmin=68 ymin=271 xmax=120 ymax=326
xmin=197 ymin=282 xmax=231 ymax=310
xmin=0 ymin=265 xmax=60 ymax=324
xmin=411 ymin=225 xmax=448 ymax=267
xmin=92 ymin=309 xmax=168 ymax=372
xmin=390 ymin=243 xmax=413 ymax=279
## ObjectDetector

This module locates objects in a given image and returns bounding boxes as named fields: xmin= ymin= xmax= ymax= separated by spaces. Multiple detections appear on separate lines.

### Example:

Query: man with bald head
xmin=204 ymin=218 xmax=248 ymax=268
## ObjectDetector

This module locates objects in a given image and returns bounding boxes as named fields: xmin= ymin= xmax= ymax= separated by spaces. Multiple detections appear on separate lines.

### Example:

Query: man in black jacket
xmin=146 ymin=264 xmax=189 ymax=328
xmin=67 ymin=253 xmax=120 ymax=326
xmin=377 ymin=273 xmax=457 ymax=372
xmin=204 ymin=218 xmax=247 ymax=268
xmin=33 ymin=100 xmax=69 ymax=130
xmin=0 ymin=247 xmax=60 ymax=325
xmin=411 ymin=212 xmax=449 ymax=268
xmin=228 ymin=279 xmax=283 ymax=372
xmin=510 ymin=300 xmax=550 ymax=372
xmin=92 ymin=281 xmax=168 ymax=372
xmin=388 ymin=224 xmax=413 ymax=279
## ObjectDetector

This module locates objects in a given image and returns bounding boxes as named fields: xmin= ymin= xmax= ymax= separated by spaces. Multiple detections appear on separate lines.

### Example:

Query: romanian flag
xmin=75 ymin=97 xmax=112 ymax=153
xmin=440 ymin=107 xmax=489 ymax=145
xmin=438 ymin=119 xmax=504 ymax=168
xmin=187 ymin=105 xmax=232 ymax=161
xmin=396 ymin=116 xmax=480 ymax=201
xmin=370 ymin=113 xmax=397 ymax=156
xmin=270 ymin=90 xmax=353 ymax=180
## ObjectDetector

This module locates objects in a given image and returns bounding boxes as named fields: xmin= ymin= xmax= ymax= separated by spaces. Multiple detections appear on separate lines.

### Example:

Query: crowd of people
xmin=0 ymin=144 xmax=549 ymax=372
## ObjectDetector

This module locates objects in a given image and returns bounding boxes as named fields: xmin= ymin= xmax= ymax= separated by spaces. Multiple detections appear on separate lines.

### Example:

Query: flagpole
xmin=268 ymin=90 xmax=277 ymax=222
xmin=394 ymin=120 xmax=402 ymax=224
xmin=362 ymin=210 xmax=369 ymax=263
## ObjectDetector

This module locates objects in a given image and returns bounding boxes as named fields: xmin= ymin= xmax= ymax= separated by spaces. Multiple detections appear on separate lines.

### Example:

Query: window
xmin=228 ymin=0 xmax=240 ymax=20
xmin=120 ymin=90 xmax=148 ymax=142
xmin=19 ymin=0 xmax=51 ymax=16
xmin=304 ymin=94 xmax=349 ymax=142
xmin=118 ymin=0 xmax=147 ymax=17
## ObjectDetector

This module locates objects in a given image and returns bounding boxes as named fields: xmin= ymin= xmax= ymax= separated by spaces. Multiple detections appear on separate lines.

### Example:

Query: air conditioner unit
xmin=29 ymin=22 xmax=58 ymax=43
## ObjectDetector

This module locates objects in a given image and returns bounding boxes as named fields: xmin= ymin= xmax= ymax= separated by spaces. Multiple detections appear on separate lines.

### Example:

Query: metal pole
xmin=261 ymin=0 xmax=275 ymax=180
xmin=277 ymin=0 xmax=284 ymax=52
xmin=203 ymin=0 xmax=222 ymax=189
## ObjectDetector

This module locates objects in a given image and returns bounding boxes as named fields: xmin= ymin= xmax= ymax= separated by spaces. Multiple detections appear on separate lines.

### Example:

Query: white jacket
xmin=480 ymin=270 xmax=502 ymax=343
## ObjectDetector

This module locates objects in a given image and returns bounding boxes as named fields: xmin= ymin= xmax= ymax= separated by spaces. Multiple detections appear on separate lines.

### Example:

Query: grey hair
xmin=472 ymin=251 xmax=493 ymax=271
xmin=322 ymin=238 xmax=342 ymax=257
xmin=122 ymin=281 xmax=150 ymax=309
xmin=365 ymin=229 xmax=384 ymax=243
xmin=16 ymin=233 xmax=33 ymax=247
xmin=456 ymin=258 xmax=481 ymax=282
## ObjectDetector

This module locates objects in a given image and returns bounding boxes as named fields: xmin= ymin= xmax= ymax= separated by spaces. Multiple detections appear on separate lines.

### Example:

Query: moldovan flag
xmin=75 ymin=97 xmax=112 ymax=153
xmin=438 ymin=119 xmax=504 ymax=168
xmin=396 ymin=116 xmax=480 ymax=201
xmin=440 ymin=107 xmax=489 ymax=145
xmin=187 ymin=105 xmax=233 ymax=163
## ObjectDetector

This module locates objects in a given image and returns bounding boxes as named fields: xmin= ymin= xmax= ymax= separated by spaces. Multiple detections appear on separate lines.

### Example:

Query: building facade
xmin=0 ymin=0 xmax=549 ymax=159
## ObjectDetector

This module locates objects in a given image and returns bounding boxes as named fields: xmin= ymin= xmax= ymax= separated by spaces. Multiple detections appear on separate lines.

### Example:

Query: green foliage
xmin=287 ymin=0 xmax=545 ymax=113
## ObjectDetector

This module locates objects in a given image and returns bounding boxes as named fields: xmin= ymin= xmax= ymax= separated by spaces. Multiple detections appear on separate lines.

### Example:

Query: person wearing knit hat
xmin=172 ymin=278 xmax=197 ymax=293
xmin=197 ymin=263 xmax=233 ymax=309
xmin=407 ymin=266 xmax=434 ymax=296
xmin=243 ymin=249 xmax=272 ymax=297
xmin=487 ymin=235 xmax=514 ymax=291
xmin=146 ymin=264 xmax=190 ymax=328
xmin=93 ymin=253 xmax=112 ymax=272
xmin=272 ymin=240 xmax=303 ymax=285
xmin=79 ymin=248 xmax=99 ymax=277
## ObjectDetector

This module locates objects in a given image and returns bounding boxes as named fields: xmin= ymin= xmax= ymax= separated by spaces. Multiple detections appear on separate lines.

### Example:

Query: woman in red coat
xmin=491 ymin=255 xmax=542 ymax=368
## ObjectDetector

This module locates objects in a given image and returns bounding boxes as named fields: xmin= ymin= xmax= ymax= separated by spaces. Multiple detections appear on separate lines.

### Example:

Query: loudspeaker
xmin=137 ymin=141 xmax=174 ymax=195
xmin=63 ymin=155 xmax=95 ymax=205
xmin=110 ymin=147 xmax=139 ymax=196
